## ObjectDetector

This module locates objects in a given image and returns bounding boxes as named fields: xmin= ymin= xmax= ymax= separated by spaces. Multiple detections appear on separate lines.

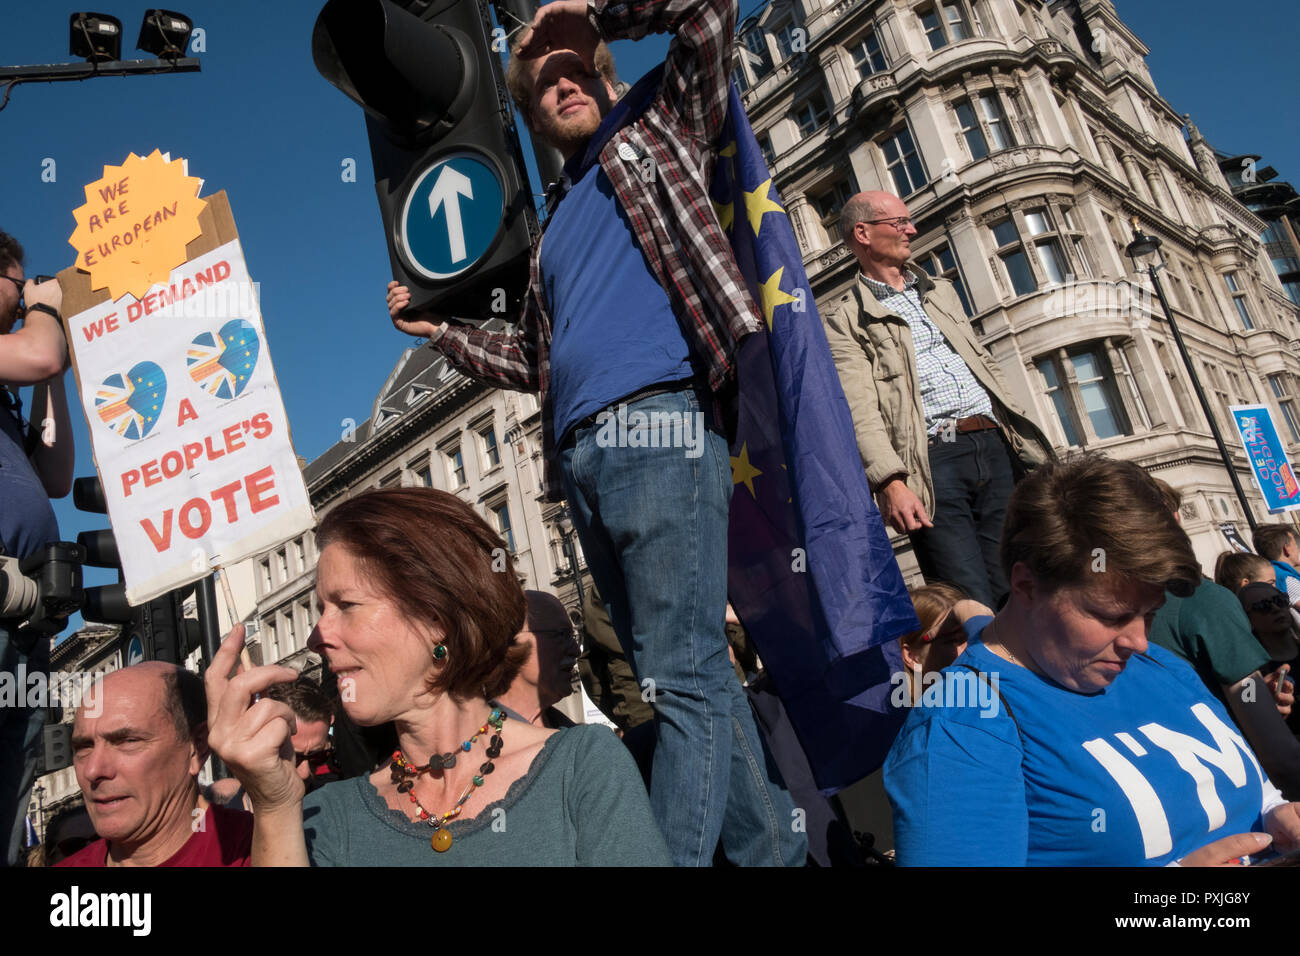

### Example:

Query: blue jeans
xmin=0 ymin=624 xmax=46 ymax=866
xmin=910 ymin=429 xmax=1017 ymax=607
xmin=559 ymin=389 xmax=805 ymax=866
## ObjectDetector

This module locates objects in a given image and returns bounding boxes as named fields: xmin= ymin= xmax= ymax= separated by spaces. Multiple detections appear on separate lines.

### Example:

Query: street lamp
xmin=1 ymin=9 xmax=200 ymax=113
xmin=33 ymin=783 xmax=46 ymax=846
xmin=1125 ymin=218 xmax=1257 ymax=531
xmin=556 ymin=507 xmax=586 ymax=614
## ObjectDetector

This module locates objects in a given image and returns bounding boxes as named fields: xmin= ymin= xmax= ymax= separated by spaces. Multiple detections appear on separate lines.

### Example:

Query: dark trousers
xmin=909 ymin=429 xmax=1017 ymax=608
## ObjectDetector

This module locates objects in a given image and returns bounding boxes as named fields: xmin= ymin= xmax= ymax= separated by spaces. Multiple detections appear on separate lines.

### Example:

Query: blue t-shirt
xmin=0 ymin=389 xmax=58 ymax=560
xmin=885 ymin=636 xmax=1275 ymax=866
xmin=541 ymin=157 xmax=696 ymax=445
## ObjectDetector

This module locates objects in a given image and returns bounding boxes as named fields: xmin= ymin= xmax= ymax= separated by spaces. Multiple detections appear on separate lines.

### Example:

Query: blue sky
xmin=0 ymin=0 xmax=1294 ymax=631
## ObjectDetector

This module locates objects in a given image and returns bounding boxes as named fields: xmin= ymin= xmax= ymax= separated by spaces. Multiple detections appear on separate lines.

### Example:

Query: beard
xmin=534 ymin=102 xmax=604 ymax=160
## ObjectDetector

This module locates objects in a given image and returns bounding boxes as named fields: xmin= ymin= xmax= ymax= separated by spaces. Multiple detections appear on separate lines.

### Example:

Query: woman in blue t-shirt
xmin=886 ymin=455 xmax=1300 ymax=866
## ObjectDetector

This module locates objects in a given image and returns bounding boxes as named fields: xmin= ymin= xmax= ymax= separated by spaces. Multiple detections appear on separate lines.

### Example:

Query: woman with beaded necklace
xmin=206 ymin=487 xmax=669 ymax=866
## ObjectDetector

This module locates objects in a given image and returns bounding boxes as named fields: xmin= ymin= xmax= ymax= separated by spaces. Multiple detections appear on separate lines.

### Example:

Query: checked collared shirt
xmin=860 ymin=271 xmax=994 ymax=437
xmin=427 ymin=0 xmax=762 ymax=501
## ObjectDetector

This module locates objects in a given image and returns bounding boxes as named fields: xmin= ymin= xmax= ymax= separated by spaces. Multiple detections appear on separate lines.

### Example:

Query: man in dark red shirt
xmin=56 ymin=662 xmax=252 ymax=867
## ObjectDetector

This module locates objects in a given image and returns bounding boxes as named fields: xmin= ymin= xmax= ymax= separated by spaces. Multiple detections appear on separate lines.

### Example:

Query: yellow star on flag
xmin=758 ymin=267 xmax=798 ymax=328
xmin=744 ymin=178 xmax=785 ymax=237
xmin=730 ymin=443 xmax=763 ymax=499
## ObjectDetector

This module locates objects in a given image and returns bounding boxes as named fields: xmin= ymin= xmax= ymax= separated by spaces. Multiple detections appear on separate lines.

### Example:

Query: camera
xmin=0 ymin=542 xmax=85 ymax=651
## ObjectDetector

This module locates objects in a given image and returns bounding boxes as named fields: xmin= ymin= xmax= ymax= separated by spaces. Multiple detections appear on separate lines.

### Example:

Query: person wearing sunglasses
xmin=1 ymin=228 xmax=75 ymax=869
xmin=1146 ymin=479 xmax=1300 ymax=799
xmin=821 ymin=193 xmax=1054 ymax=609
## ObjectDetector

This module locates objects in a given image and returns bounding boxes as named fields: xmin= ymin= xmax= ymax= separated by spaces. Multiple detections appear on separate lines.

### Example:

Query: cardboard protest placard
xmin=59 ymin=161 xmax=314 ymax=605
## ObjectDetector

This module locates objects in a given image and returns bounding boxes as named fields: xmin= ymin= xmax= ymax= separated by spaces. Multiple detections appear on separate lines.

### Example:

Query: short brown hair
xmin=1148 ymin=476 xmax=1182 ymax=515
xmin=1213 ymin=551 xmax=1272 ymax=592
xmin=1000 ymin=454 xmax=1201 ymax=597
xmin=1253 ymin=523 xmax=1296 ymax=561
xmin=267 ymin=676 xmax=333 ymax=724
xmin=901 ymin=583 xmax=968 ymax=646
xmin=505 ymin=34 xmax=618 ymax=126
xmin=316 ymin=488 xmax=529 ymax=702
xmin=0 ymin=229 xmax=22 ymax=272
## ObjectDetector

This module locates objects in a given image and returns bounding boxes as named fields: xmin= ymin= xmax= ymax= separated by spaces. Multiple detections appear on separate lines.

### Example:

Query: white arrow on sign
xmin=428 ymin=165 xmax=475 ymax=264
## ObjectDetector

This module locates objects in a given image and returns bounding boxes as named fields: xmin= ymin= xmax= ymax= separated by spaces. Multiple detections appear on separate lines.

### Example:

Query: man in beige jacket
xmin=822 ymin=192 xmax=1054 ymax=606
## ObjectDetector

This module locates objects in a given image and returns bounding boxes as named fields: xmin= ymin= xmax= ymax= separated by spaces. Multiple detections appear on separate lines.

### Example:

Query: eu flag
xmin=712 ymin=84 xmax=920 ymax=793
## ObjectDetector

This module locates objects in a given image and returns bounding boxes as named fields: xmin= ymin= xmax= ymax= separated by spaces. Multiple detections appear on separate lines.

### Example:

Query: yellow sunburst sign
xmin=68 ymin=150 xmax=207 ymax=300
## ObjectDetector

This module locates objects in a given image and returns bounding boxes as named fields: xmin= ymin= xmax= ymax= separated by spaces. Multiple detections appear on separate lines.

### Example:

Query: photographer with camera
xmin=1 ymin=228 xmax=75 ymax=866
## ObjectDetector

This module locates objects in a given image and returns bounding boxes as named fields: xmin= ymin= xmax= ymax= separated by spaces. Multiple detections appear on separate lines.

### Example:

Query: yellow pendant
xmin=431 ymin=828 xmax=453 ymax=853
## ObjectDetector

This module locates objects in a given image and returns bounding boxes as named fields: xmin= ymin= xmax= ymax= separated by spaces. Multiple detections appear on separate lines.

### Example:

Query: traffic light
xmin=43 ymin=721 xmax=72 ymax=773
xmin=144 ymin=587 xmax=201 ymax=665
xmin=313 ymin=0 xmax=539 ymax=320
xmin=73 ymin=476 xmax=132 ymax=625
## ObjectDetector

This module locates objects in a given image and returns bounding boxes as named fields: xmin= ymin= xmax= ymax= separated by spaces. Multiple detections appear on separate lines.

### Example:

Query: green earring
xmin=433 ymin=643 xmax=448 ymax=661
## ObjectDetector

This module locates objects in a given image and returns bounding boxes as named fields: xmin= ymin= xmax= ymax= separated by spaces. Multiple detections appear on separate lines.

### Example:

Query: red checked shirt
xmin=428 ymin=0 xmax=762 ymax=500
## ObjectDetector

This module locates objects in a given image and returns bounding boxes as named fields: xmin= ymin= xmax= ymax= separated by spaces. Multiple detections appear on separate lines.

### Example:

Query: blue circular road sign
xmin=399 ymin=151 xmax=506 ymax=281
xmin=126 ymin=635 xmax=144 ymax=666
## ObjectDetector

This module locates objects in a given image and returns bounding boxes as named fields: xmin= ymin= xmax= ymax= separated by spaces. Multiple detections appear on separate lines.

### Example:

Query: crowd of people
xmin=9 ymin=0 xmax=1300 ymax=868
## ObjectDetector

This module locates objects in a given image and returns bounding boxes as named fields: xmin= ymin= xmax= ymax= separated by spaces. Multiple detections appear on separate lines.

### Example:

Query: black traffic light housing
xmin=74 ymin=476 xmax=132 ymax=625
xmin=313 ymin=0 xmax=538 ymax=320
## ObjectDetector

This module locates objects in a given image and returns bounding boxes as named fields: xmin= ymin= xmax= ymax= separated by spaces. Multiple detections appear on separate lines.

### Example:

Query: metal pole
xmin=194 ymin=572 xmax=228 ymax=779
xmin=489 ymin=0 xmax=566 ymax=194
xmin=1150 ymin=266 xmax=1258 ymax=532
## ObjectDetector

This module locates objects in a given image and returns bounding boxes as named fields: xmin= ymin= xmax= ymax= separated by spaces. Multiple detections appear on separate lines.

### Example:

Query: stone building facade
xmin=733 ymin=0 xmax=1300 ymax=576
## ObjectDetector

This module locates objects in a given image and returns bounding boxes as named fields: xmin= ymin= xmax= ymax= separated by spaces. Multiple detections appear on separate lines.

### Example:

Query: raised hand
xmin=204 ymin=624 xmax=304 ymax=812
xmin=387 ymin=281 xmax=445 ymax=340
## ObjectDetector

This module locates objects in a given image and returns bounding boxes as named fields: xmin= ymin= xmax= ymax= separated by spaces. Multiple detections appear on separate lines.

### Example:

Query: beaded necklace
xmin=389 ymin=705 xmax=506 ymax=853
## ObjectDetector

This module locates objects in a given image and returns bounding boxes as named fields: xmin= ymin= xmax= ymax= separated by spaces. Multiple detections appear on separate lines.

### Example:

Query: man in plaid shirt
xmin=387 ymin=0 xmax=804 ymax=866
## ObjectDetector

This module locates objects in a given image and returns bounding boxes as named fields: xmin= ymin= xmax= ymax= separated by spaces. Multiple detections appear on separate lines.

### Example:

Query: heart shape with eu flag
xmin=95 ymin=361 xmax=167 ymax=441
xmin=187 ymin=319 xmax=260 ymax=401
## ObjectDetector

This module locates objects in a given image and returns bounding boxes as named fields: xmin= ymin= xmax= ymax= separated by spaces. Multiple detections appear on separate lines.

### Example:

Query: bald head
xmin=839 ymin=191 xmax=892 ymax=245
xmin=82 ymin=663 xmax=206 ymax=744
xmin=840 ymin=190 xmax=917 ymax=284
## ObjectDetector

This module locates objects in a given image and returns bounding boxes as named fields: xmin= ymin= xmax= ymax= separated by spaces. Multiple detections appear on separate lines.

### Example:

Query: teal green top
xmin=301 ymin=724 xmax=671 ymax=866
xmin=1148 ymin=579 xmax=1269 ymax=705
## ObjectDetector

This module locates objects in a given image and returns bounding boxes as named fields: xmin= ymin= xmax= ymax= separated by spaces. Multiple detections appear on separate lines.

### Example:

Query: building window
xmin=810 ymin=177 xmax=858 ymax=230
xmin=954 ymin=99 xmax=988 ymax=160
xmin=1035 ymin=345 xmax=1132 ymax=445
xmin=991 ymin=217 xmax=1037 ymax=296
xmin=293 ymin=539 xmax=305 ymax=570
xmin=793 ymin=89 xmax=831 ymax=138
xmin=917 ymin=243 xmax=974 ymax=316
xmin=920 ymin=1 xmax=977 ymax=50
xmin=260 ymin=559 xmax=271 ymax=592
xmin=851 ymin=30 xmax=887 ymax=78
xmin=277 ymin=549 xmax=288 ymax=581
xmin=1022 ymin=207 xmax=1069 ymax=284
xmin=743 ymin=28 xmax=773 ymax=80
xmin=978 ymin=92 xmax=1013 ymax=150
xmin=955 ymin=93 xmax=1013 ymax=161
xmin=481 ymin=427 xmax=500 ymax=469
xmin=1224 ymin=272 xmax=1254 ymax=330
xmin=266 ymin=621 xmax=277 ymax=663
xmin=882 ymin=125 xmax=927 ymax=196
xmin=732 ymin=66 xmax=749 ymax=94
xmin=1269 ymin=374 xmax=1300 ymax=442
xmin=446 ymin=446 xmax=466 ymax=487
xmin=412 ymin=460 xmax=432 ymax=487
xmin=492 ymin=501 xmax=516 ymax=553
xmin=774 ymin=21 xmax=802 ymax=61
